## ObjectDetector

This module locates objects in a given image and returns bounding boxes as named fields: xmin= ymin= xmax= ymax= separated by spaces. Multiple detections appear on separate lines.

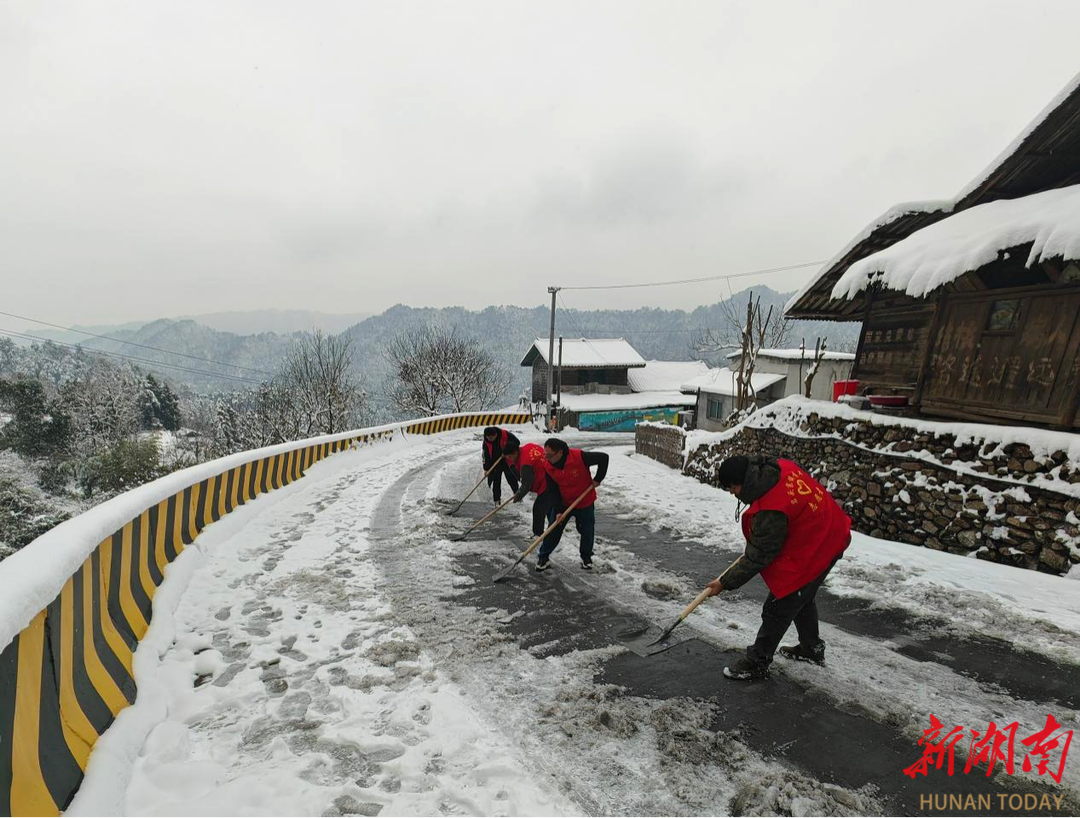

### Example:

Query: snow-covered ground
xmin=66 ymin=428 xmax=1080 ymax=815
xmin=72 ymin=432 xmax=574 ymax=817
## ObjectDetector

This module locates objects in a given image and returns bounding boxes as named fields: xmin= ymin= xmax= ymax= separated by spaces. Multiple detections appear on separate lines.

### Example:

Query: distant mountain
xmin=11 ymin=288 xmax=860 ymax=417
xmin=28 ymin=319 xmax=300 ymax=390
xmin=20 ymin=321 xmax=150 ymax=347
xmin=175 ymin=309 xmax=373 ymax=336
xmin=341 ymin=287 xmax=861 ymax=413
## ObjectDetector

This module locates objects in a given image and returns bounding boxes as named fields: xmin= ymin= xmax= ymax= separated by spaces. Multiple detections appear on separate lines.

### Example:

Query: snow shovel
xmin=617 ymin=586 xmax=713 ymax=657
xmin=492 ymin=485 xmax=594 ymax=582
xmin=451 ymin=497 xmax=515 ymax=542
xmin=447 ymin=455 xmax=504 ymax=517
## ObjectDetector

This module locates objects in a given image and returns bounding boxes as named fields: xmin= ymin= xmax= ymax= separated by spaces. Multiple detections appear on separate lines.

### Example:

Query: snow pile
xmin=627 ymin=360 xmax=711 ymax=393
xmin=832 ymin=184 xmax=1080 ymax=300
xmin=680 ymin=367 xmax=785 ymax=396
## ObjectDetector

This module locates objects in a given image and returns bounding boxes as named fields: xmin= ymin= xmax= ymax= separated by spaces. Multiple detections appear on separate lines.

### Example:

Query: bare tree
xmin=691 ymin=289 xmax=793 ymax=366
xmin=386 ymin=325 xmax=510 ymax=416
xmin=729 ymin=294 xmax=786 ymax=415
xmin=801 ymin=337 xmax=828 ymax=398
xmin=278 ymin=330 xmax=367 ymax=436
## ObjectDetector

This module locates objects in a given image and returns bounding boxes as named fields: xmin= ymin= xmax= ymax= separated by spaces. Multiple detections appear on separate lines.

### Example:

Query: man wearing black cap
xmin=705 ymin=454 xmax=851 ymax=681
xmin=482 ymin=426 xmax=520 ymax=505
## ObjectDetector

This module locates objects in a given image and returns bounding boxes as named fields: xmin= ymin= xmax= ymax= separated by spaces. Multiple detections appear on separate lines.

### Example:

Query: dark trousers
xmin=746 ymin=557 xmax=839 ymax=668
xmin=487 ymin=462 xmax=519 ymax=502
xmin=538 ymin=504 xmax=595 ymax=561
xmin=531 ymin=484 xmax=559 ymax=536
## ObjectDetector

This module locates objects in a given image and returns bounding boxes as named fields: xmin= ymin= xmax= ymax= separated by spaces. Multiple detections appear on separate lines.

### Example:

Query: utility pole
xmin=557 ymin=336 xmax=564 ymax=413
xmin=546 ymin=287 xmax=560 ymax=431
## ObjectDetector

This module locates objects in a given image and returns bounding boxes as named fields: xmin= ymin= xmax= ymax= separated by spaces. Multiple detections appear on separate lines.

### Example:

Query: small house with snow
xmin=786 ymin=71 xmax=1080 ymax=429
xmin=520 ymin=338 xmax=705 ymax=431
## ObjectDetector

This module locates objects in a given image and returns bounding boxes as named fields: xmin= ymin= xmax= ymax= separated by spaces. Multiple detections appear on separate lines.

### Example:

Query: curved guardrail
xmin=0 ymin=410 xmax=530 ymax=816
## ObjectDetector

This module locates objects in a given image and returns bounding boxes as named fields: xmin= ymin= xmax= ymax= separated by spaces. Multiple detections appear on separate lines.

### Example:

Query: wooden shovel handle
xmin=516 ymin=484 xmax=594 ymax=562
xmin=678 ymin=586 xmax=714 ymax=621
xmin=456 ymin=496 xmax=514 ymax=539
xmin=450 ymin=455 xmax=505 ymax=515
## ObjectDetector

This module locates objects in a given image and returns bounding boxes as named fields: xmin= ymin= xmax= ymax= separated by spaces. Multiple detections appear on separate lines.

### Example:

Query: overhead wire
xmin=558 ymin=260 xmax=826 ymax=291
xmin=0 ymin=309 xmax=276 ymax=377
xmin=0 ymin=327 xmax=264 ymax=385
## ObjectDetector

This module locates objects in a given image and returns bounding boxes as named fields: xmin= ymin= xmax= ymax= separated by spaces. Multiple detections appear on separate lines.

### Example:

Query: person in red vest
xmin=537 ymin=438 xmax=609 ymax=571
xmin=705 ymin=454 xmax=851 ymax=681
xmin=503 ymin=439 xmax=559 ymax=537
xmin=483 ymin=426 xmax=520 ymax=505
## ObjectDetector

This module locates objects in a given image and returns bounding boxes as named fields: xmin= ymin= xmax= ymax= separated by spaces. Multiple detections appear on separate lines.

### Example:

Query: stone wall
xmin=634 ymin=423 xmax=687 ymax=471
xmin=635 ymin=407 xmax=1080 ymax=576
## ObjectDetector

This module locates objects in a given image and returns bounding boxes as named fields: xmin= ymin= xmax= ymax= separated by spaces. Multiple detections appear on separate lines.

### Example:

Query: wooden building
xmin=520 ymin=338 xmax=646 ymax=403
xmin=787 ymin=71 xmax=1080 ymax=428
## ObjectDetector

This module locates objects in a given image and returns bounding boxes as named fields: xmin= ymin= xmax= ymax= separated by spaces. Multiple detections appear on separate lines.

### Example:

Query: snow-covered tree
xmin=0 ymin=377 xmax=71 ymax=460
xmin=59 ymin=360 xmax=142 ymax=458
xmin=386 ymin=326 xmax=509 ymax=417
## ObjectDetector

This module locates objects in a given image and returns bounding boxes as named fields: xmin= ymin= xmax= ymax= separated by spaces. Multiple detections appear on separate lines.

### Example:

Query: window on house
xmin=986 ymin=299 xmax=1021 ymax=332
xmin=706 ymin=398 xmax=723 ymax=420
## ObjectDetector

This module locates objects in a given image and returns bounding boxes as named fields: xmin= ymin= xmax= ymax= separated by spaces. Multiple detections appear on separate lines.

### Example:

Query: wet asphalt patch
xmin=443 ymin=498 xmax=1073 ymax=816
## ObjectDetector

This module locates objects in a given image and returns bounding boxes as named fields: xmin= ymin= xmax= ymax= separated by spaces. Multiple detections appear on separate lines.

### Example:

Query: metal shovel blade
xmin=491 ymin=562 xmax=518 ymax=583
xmin=616 ymin=623 xmax=687 ymax=657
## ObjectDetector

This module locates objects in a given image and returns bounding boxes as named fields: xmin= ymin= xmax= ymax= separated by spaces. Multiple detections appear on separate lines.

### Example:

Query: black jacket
xmin=717 ymin=455 xmax=789 ymax=591
xmin=482 ymin=428 xmax=520 ymax=469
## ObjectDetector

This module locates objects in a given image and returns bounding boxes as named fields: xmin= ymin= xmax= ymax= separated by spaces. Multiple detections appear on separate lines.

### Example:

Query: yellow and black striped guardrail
xmin=0 ymin=411 xmax=530 ymax=816
xmin=402 ymin=411 xmax=530 ymax=435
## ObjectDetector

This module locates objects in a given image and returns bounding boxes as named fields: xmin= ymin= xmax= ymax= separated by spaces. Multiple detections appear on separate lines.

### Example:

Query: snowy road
xmin=70 ymin=429 xmax=1080 ymax=816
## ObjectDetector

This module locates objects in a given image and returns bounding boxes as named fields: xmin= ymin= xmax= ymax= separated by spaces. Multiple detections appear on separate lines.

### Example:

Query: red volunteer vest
xmin=484 ymin=429 xmax=509 ymax=460
xmin=741 ymin=459 xmax=851 ymax=598
xmin=516 ymin=443 xmax=549 ymax=495
xmin=547 ymin=448 xmax=597 ymax=508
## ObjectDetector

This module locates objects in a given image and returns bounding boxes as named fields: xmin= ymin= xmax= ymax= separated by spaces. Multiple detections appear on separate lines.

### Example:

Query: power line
xmin=0 ymin=328 xmax=264 ymax=385
xmin=0 ymin=309 xmax=276 ymax=377
xmin=559 ymin=260 xmax=826 ymax=291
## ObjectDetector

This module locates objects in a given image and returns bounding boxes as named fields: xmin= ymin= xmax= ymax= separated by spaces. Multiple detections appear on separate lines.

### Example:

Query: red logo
xmin=904 ymin=714 xmax=1073 ymax=783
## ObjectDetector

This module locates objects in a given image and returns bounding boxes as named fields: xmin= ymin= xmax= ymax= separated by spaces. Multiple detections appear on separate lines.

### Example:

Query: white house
xmin=682 ymin=348 xmax=855 ymax=432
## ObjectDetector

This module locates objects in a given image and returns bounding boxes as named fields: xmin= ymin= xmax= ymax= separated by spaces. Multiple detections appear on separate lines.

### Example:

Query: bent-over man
xmin=707 ymin=454 xmax=851 ymax=681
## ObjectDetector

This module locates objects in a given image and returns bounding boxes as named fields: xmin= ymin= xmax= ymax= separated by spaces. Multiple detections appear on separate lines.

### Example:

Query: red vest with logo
xmin=547 ymin=448 xmax=597 ymax=508
xmin=741 ymin=459 xmax=851 ymax=598
xmin=516 ymin=443 xmax=549 ymax=495
xmin=484 ymin=429 xmax=509 ymax=461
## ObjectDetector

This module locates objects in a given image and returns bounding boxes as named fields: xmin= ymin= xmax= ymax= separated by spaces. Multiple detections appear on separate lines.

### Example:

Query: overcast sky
xmin=3 ymin=1 xmax=1080 ymax=327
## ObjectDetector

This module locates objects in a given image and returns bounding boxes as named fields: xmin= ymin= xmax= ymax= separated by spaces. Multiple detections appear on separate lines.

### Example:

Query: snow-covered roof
xmin=680 ymin=367 xmax=786 ymax=397
xmin=787 ymin=69 xmax=1080 ymax=318
xmin=784 ymin=201 xmax=952 ymax=315
xmin=627 ymin=360 xmax=711 ymax=393
xmin=955 ymin=70 xmax=1080 ymax=205
xmin=558 ymin=391 xmax=694 ymax=412
xmin=832 ymin=184 xmax=1080 ymax=301
xmin=520 ymin=338 xmax=646 ymax=369
xmin=723 ymin=348 xmax=856 ymax=362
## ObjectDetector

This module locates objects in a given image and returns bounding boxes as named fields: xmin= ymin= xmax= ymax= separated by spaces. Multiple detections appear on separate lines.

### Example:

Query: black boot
xmin=779 ymin=642 xmax=826 ymax=665
xmin=723 ymin=657 xmax=770 ymax=681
